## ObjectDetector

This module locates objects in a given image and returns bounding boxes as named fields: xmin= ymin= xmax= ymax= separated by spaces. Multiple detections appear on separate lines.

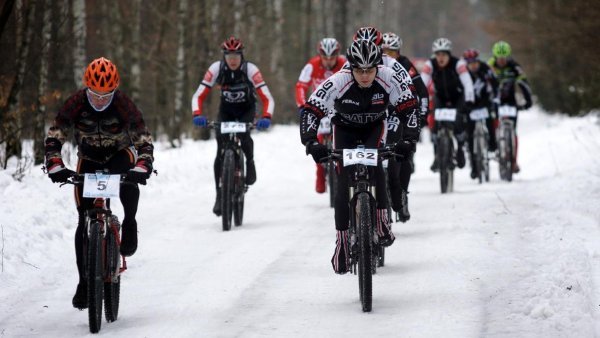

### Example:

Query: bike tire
xmin=356 ymin=193 xmax=373 ymax=312
xmin=439 ymin=130 xmax=452 ymax=194
xmin=221 ymin=150 xmax=235 ymax=231
xmin=328 ymin=162 xmax=337 ymax=208
xmin=474 ymin=134 xmax=484 ymax=184
xmin=234 ymin=154 xmax=245 ymax=226
xmin=104 ymin=219 xmax=120 ymax=323
xmin=87 ymin=221 xmax=103 ymax=333
xmin=506 ymin=127 xmax=513 ymax=182
xmin=377 ymin=245 xmax=385 ymax=268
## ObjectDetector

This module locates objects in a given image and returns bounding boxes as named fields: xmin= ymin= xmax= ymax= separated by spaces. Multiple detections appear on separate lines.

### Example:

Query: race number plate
xmin=221 ymin=122 xmax=247 ymax=133
xmin=342 ymin=148 xmax=378 ymax=167
xmin=434 ymin=108 xmax=457 ymax=122
xmin=82 ymin=174 xmax=121 ymax=198
xmin=469 ymin=107 xmax=489 ymax=121
xmin=498 ymin=105 xmax=517 ymax=117
xmin=317 ymin=116 xmax=332 ymax=135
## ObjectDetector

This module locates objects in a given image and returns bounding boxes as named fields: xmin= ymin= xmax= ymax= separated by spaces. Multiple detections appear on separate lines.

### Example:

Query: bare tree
xmin=34 ymin=0 xmax=52 ymax=164
xmin=72 ymin=0 xmax=86 ymax=88
xmin=0 ymin=0 xmax=37 ymax=168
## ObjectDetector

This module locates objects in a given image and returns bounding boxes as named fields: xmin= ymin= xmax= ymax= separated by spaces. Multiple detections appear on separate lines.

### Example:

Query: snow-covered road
xmin=1 ymin=108 xmax=599 ymax=337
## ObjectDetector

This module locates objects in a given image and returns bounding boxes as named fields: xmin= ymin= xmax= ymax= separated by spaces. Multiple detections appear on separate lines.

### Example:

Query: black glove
xmin=305 ymin=141 xmax=329 ymax=163
xmin=394 ymin=140 xmax=416 ymax=157
xmin=127 ymin=159 xmax=152 ymax=185
xmin=46 ymin=157 xmax=75 ymax=183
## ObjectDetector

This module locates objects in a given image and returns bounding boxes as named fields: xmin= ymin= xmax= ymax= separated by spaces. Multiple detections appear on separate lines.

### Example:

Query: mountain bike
xmin=63 ymin=171 xmax=131 ymax=333
xmin=434 ymin=108 xmax=457 ymax=193
xmin=496 ymin=105 xmax=517 ymax=182
xmin=469 ymin=107 xmax=491 ymax=183
xmin=326 ymin=145 xmax=398 ymax=312
xmin=209 ymin=121 xmax=254 ymax=231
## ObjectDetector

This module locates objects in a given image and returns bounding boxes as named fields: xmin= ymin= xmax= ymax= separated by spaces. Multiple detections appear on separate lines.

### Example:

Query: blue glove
xmin=193 ymin=115 xmax=207 ymax=127
xmin=256 ymin=118 xmax=271 ymax=130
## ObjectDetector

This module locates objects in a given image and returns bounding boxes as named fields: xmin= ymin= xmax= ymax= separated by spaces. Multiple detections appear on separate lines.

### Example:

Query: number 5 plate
xmin=221 ymin=122 xmax=247 ymax=133
xmin=434 ymin=108 xmax=457 ymax=122
xmin=343 ymin=148 xmax=378 ymax=167
xmin=82 ymin=174 xmax=121 ymax=198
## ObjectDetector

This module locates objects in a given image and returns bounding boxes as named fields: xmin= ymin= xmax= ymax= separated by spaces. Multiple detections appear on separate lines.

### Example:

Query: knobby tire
xmin=221 ymin=150 xmax=235 ymax=231
xmin=356 ymin=193 xmax=373 ymax=312
xmin=87 ymin=221 xmax=103 ymax=333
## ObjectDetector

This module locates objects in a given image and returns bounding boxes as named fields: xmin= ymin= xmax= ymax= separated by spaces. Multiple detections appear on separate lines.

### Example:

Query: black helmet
xmin=347 ymin=39 xmax=382 ymax=69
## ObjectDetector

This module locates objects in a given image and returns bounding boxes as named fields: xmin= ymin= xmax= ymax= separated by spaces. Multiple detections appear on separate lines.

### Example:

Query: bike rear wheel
xmin=356 ymin=193 xmax=373 ymax=312
xmin=221 ymin=150 xmax=235 ymax=231
xmin=234 ymin=154 xmax=245 ymax=226
xmin=104 ymin=218 xmax=120 ymax=323
xmin=87 ymin=221 xmax=104 ymax=333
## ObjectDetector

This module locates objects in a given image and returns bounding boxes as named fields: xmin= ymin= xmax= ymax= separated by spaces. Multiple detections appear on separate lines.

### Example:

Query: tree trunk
xmin=34 ymin=0 xmax=52 ymax=165
xmin=171 ymin=0 xmax=188 ymax=145
xmin=0 ymin=0 xmax=16 ymax=40
xmin=0 ymin=0 xmax=36 ymax=168
xmin=72 ymin=0 xmax=86 ymax=88
xmin=130 ymin=0 xmax=142 ymax=102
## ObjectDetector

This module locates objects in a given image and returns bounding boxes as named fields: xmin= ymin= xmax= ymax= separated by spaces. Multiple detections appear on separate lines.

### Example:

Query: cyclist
xmin=488 ymin=40 xmax=532 ymax=173
xmin=421 ymin=38 xmax=475 ymax=172
xmin=45 ymin=57 xmax=154 ymax=309
xmin=381 ymin=32 xmax=429 ymax=222
xmin=300 ymin=39 xmax=419 ymax=274
xmin=296 ymin=38 xmax=346 ymax=193
xmin=463 ymin=48 xmax=499 ymax=179
xmin=191 ymin=36 xmax=275 ymax=215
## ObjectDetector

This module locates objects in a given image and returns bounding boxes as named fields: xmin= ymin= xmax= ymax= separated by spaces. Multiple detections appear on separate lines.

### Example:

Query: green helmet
xmin=492 ymin=41 xmax=512 ymax=58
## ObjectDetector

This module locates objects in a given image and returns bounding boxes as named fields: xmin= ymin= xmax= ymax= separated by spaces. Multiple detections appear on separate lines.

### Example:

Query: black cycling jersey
xmin=431 ymin=56 xmax=465 ymax=107
xmin=396 ymin=55 xmax=429 ymax=114
xmin=469 ymin=61 xmax=499 ymax=109
xmin=215 ymin=61 xmax=256 ymax=116
xmin=488 ymin=57 xmax=532 ymax=108
xmin=300 ymin=66 xmax=418 ymax=145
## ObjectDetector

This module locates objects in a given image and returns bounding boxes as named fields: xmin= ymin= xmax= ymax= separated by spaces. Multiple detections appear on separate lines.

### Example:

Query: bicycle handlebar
xmin=61 ymin=173 xmax=133 ymax=187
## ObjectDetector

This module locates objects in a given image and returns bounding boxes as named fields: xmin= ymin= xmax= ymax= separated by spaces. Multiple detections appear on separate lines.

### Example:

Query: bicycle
xmin=325 ymin=145 xmax=399 ymax=312
xmin=62 ymin=171 xmax=132 ymax=333
xmin=496 ymin=105 xmax=517 ymax=182
xmin=208 ymin=121 xmax=254 ymax=231
xmin=433 ymin=108 xmax=458 ymax=193
xmin=469 ymin=107 xmax=491 ymax=183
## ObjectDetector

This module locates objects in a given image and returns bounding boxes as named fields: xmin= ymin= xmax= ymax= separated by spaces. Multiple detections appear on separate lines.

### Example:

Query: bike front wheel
xmin=234 ymin=154 xmax=245 ymax=226
xmin=356 ymin=193 xmax=373 ymax=312
xmin=104 ymin=219 xmax=120 ymax=322
xmin=87 ymin=221 xmax=104 ymax=333
xmin=221 ymin=150 xmax=235 ymax=231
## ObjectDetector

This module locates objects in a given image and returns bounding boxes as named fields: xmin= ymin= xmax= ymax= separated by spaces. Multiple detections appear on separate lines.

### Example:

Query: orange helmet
xmin=84 ymin=57 xmax=120 ymax=92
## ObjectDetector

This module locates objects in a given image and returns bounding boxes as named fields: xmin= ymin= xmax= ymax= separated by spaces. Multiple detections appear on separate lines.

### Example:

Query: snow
xmin=1 ymin=107 xmax=599 ymax=337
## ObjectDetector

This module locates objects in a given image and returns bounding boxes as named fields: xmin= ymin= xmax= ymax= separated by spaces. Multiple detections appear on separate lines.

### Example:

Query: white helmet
xmin=318 ymin=38 xmax=340 ymax=57
xmin=382 ymin=32 xmax=402 ymax=51
xmin=347 ymin=39 xmax=382 ymax=69
xmin=432 ymin=37 xmax=452 ymax=53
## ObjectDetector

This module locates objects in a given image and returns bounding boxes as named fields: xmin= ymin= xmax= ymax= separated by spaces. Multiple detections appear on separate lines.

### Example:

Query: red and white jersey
xmin=295 ymin=55 xmax=346 ymax=107
xmin=191 ymin=61 xmax=275 ymax=118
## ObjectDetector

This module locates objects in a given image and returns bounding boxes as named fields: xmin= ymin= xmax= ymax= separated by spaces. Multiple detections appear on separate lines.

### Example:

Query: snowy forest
xmin=0 ymin=0 xmax=598 ymax=167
